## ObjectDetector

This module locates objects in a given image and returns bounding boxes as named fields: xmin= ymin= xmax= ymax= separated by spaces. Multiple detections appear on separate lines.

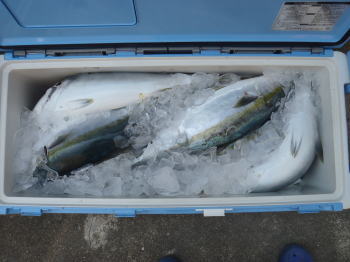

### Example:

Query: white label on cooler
xmin=273 ymin=2 xmax=349 ymax=31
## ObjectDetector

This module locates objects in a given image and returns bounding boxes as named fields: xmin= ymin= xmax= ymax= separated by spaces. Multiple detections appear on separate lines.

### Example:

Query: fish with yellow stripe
xmin=138 ymin=76 xmax=286 ymax=161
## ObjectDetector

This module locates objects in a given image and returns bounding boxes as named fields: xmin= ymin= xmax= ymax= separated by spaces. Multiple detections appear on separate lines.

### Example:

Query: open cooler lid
xmin=0 ymin=0 xmax=349 ymax=49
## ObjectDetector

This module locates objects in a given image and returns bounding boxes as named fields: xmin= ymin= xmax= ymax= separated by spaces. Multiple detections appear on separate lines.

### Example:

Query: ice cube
xmin=103 ymin=177 xmax=123 ymax=197
xmin=147 ymin=167 xmax=180 ymax=195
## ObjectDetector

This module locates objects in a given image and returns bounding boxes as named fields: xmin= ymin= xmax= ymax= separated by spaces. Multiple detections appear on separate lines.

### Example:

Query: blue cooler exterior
xmin=0 ymin=0 xmax=349 ymax=216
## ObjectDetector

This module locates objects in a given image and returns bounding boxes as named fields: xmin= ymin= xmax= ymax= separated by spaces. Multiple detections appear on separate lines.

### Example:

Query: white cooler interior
xmin=0 ymin=53 xmax=348 ymax=207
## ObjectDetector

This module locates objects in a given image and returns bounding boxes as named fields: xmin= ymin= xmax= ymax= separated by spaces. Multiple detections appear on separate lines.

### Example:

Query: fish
xmin=31 ymin=73 xmax=240 ymax=182
xmin=33 ymin=72 xmax=212 ymax=123
xmin=31 ymin=72 xmax=205 ymax=155
xmin=32 ymin=72 xmax=220 ymax=149
xmin=33 ymin=108 xmax=131 ymax=183
xmin=138 ymin=76 xmax=286 ymax=162
xmin=250 ymin=84 xmax=319 ymax=192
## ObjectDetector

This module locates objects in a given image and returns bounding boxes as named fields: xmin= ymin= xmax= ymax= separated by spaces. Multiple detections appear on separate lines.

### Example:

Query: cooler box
xmin=0 ymin=0 xmax=350 ymax=217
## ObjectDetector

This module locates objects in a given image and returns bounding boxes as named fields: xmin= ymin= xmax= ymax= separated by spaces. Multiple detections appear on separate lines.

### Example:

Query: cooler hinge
xmin=11 ymin=49 xmax=46 ymax=59
xmin=46 ymin=48 xmax=117 ymax=57
xmin=134 ymin=46 xmax=327 ymax=56
xmin=9 ymin=48 xmax=118 ymax=59
xmin=9 ymin=47 xmax=200 ymax=58
xmin=6 ymin=46 xmax=329 ymax=59
xmin=221 ymin=47 xmax=292 ymax=55
xmin=135 ymin=47 xmax=200 ymax=55
xmin=0 ymin=48 xmax=9 ymax=54
xmin=221 ymin=47 xmax=327 ymax=56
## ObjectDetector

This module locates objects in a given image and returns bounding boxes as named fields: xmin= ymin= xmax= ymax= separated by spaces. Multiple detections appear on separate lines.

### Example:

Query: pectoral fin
xmin=290 ymin=134 xmax=302 ymax=158
xmin=60 ymin=98 xmax=94 ymax=110
xmin=315 ymin=137 xmax=324 ymax=162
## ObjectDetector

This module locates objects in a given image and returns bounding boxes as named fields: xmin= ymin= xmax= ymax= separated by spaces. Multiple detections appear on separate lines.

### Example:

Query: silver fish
xmin=250 ymin=84 xmax=319 ymax=192
xmin=32 ymin=72 xmax=221 ymax=151
xmin=33 ymin=72 xmax=216 ymax=123
xmin=138 ymin=76 xmax=286 ymax=161
xmin=33 ymin=109 xmax=130 ymax=183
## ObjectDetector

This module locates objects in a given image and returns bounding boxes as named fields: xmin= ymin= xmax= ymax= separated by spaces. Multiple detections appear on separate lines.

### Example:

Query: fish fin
xmin=213 ymin=85 xmax=226 ymax=91
xmin=61 ymin=98 xmax=94 ymax=110
xmin=240 ymin=74 xmax=263 ymax=80
xmin=48 ymin=133 xmax=71 ymax=149
xmin=218 ymin=73 xmax=240 ymax=86
xmin=234 ymin=95 xmax=258 ymax=108
xmin=47 ymin=86 xmax=58 ymax=100
xmin=43 ymin=146 xmax=49 ymax=161
xmin=217 ymin=141 xmax=235 ymax=155
xmin=290 ymin=133 xmax=302 ymax=158
xmin=315 ymin=137 xmax=324 ymax=162
xmin=131 ymin=159 xmax=148 ymax=169
xmin=215 ymin=73 xmax=241 ymax=90
xmin=159 ymin=87 xmax=172 ymax=92
xmin=34 ymin=87 xmax=57 ymax=112
xmin=110 ymin=106 xmax=127 ymax=112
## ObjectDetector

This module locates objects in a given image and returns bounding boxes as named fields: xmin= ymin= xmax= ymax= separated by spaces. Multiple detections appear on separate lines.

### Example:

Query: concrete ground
xmin=1 ymin=211 xmax=350 ymax=262
xmin=1 ymin=49 xmax=349 ymax=262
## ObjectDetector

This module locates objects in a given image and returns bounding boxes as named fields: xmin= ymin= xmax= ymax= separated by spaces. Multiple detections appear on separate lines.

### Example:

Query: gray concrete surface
xmin=1 ymin=210 xmax=350 ymax=261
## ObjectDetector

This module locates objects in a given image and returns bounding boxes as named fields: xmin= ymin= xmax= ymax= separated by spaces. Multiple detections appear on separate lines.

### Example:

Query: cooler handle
xmin=346 ymin=51 xmax=350 ymax=170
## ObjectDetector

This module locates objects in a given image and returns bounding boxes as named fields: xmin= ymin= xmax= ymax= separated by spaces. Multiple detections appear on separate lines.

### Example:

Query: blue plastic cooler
xmin=0 ymin=0 xmax=349 ymax=216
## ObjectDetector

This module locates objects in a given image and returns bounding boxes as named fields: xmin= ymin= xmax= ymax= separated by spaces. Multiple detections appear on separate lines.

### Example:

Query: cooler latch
xmin=196 ymin=208 xmax=233 ymax=217
xmin=20 ymin=207 xmax=43 ymax=216
xmin=0 ymin=207 xmax=43 ymax=216
xmin=114 ymin=209 xmax=136 ymax=218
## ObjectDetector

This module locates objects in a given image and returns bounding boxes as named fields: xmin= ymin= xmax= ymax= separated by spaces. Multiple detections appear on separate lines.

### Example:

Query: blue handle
xmin=348 ymin=51 xmax=350 ymax=70
xmin=346 ymin=51 xmax=350 ymax=170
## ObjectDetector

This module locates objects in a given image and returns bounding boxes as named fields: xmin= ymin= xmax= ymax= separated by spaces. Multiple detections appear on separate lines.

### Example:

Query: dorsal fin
xmin=234 ymin=94 xmax=258 ymax=108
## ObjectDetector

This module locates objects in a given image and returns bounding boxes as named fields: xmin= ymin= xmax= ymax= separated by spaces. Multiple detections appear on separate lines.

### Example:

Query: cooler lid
xmin=0 ymin=0 xmax=349 ymax=48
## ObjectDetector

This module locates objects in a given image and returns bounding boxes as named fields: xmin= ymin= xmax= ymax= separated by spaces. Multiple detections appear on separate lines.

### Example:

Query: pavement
xmin=1 ymin=50 xmax=350 ymax=262
xmin=1 ymin=211 xmax=350 ymax=262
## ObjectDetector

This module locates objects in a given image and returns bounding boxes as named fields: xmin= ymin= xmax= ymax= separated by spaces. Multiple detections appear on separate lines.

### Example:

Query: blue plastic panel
xmin=1 ymin=0 xmax=136 ymax=28
xmin=0 ymin=203 xmax=343 ymax=216
xmin=4 ymin=47 xmax=333 ymax=60
xmin=346 ymin=51 xmax=350 ymax=93
xmin=348 ymin=51 xmax=350 ymax=73
xmin=0 ymin=0 xmax=349 ymax=47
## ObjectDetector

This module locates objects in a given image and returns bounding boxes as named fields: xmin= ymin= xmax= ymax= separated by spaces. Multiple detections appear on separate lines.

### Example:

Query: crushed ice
xmin=13 ymin=70 xmax=320 ymax=197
